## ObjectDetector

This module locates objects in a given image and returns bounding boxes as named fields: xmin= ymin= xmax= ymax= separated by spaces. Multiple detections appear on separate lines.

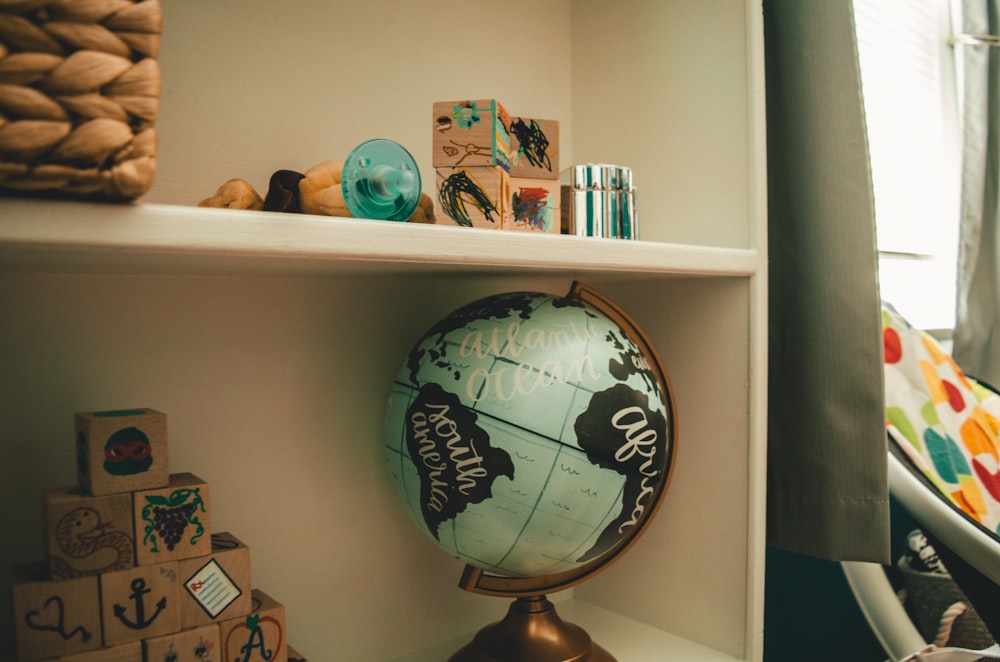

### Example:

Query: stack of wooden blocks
xmin=432 ymin=99 xmax=561 ymax=232
xmin=9 ymin=408 xmax=305 ymax=662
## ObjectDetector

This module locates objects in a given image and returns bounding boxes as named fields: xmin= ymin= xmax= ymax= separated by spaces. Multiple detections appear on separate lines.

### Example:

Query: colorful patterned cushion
xmin=882 ymin=303 xmax=1000 ymax=537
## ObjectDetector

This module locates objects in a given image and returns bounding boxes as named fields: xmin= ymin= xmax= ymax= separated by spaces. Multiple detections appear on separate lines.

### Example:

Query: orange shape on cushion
xmin=920 ymin=360 xmax=948 ymax=404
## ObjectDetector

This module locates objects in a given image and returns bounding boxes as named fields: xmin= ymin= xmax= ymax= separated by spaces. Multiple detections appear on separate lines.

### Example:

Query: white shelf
xmin=0 ymin=199 xmax=759 ymax=278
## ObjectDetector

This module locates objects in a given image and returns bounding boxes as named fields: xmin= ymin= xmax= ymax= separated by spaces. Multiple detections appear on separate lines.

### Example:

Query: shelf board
xmin=388 ymin=599 xmax=743 ymax=662
xmin=0 ymin=199 xmax=759 ymax=278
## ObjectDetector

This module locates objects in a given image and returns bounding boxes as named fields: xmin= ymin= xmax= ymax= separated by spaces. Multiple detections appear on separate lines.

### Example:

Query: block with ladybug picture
xmin=75 ymin=408 xmax=169 ymax=496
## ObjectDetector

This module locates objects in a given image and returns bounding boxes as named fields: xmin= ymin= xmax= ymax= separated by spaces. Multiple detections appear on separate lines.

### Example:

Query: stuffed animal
xmin=199 ymin=160 xmax=435 ymax=223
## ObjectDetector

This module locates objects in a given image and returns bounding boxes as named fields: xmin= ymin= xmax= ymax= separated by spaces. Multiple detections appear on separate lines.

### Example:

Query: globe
xmin=383 ymin=282 xmax=676 ymax=585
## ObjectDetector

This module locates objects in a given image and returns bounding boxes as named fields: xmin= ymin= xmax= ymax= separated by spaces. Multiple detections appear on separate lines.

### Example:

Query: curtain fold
xmin=954 ymin=0 xmax=1000 ymax=387
xmin=763 ymin=0 xmax=890 ymax=563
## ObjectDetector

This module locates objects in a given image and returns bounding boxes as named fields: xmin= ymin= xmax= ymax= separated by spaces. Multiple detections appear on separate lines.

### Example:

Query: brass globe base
xmin=447 ymin=595 xmax=617 ymax=662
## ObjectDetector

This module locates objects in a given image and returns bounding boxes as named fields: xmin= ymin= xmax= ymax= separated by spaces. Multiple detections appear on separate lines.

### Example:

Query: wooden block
xmin=286 ymin=646 xmax=306 ymax=661
xmin=435 ymin=166 xmax=509 ymax=229
xmin=11 ymin=563 xmax=102 ymax=661
xmin=432 ymin=99 xmax=511 ymax=170
xmin=178 ymin=532 xmax=252 ymax=629
xmin=509 ymin=117 xmax=560 ymax=179
xmin=133 ymin=473 xmax=211 ymax=566
xmin=75 ymin=408 xmax=168 ymax=496
xmin=508 ymin=178 xmax=561 ymax=233
xmin=99 ymin=561 xmax=180 ymax=646
xmin=43 ymin=487 xmax=134 ymax=580
xmin=143 ymin=624 xmax=221 ymax=662
xmin=219 ymin=589 xmax=286 ymax=662
xmin=44 ymin=641 xmax=142 ymax=661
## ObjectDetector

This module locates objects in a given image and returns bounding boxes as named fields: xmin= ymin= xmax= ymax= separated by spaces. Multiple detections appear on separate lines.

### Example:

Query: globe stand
xmin=448 ymin=595 xmax=615 ymax=662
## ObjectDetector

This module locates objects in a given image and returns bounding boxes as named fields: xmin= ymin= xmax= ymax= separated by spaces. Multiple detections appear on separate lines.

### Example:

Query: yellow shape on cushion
xmin=945 ymin=354 xmax=973 ymax=390
xmin=920 ymin=359 xmax=948 ymax=404
xmin=953 ymin=478 xmax=988 ymax=521
xmin=921 ymin=333 xmax=949 ymax=365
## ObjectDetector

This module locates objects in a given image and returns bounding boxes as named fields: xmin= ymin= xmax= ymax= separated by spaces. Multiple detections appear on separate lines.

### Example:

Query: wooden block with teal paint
xmin=509 ymin=117 xmax=560 ymax=180
xmin=435 ymin=166 xmax=509 ymax=229
xmin=11 ymin=562 xmax=102 ymax=660
xmin=75 ymin=408 xmax=168 ymax=496
xmin=508 ymin=177 xmax=561 ymax=233
xmin=99 ymin=561 xmax=180 ymax=646
xmin=143 ymin=623 xmax=221 ymax=662
xmin=133 ymin=473 xmax=211 ymax=566
xmin=43 ymin=486 xmax=135 ymax=580
xmin=218 ymin=589 xmax=286 ymax=662
xmin=178 ymin=532 xmax=253 ymax=629
xmin=432 ymin=99 xmax=511 ymax=170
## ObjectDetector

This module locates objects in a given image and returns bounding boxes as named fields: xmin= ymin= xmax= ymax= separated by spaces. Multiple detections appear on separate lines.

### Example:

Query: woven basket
xmin=0 ymin=0 xmax=161 ymax=200
xmin=899 ymin=556 xmax=995 ymax=650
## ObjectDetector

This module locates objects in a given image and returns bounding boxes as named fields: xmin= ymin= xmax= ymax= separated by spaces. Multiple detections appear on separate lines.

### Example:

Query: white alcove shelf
xmin=0 ymin=0 xmax=767 ymax=660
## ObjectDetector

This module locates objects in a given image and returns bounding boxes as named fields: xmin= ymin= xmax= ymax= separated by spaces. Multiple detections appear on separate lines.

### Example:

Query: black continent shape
xmin=574 ymin=383 xmax=668 ymax=563
xmin=405 ymin=383 xmax=515 ymax=539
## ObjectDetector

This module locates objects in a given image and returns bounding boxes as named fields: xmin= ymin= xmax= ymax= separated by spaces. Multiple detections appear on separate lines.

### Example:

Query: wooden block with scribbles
xmin=509 ymin=177 xmax=561 ymax=234
xmin=509 ymin=118 xmax=560 ymax=180
xmin=435 ymin=165 xmax=510 ymax=230
xmin=432 ymin=99 xmax=511 ymax=171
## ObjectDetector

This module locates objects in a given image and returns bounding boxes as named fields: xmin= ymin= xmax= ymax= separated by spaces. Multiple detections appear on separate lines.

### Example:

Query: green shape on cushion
xmin=920 ymin=400 xmax=941 ymax=427
xmin=924 ymin=427 xmax=971 ymax=484
xmin=887 ymin=406 xmax=921 ymax=450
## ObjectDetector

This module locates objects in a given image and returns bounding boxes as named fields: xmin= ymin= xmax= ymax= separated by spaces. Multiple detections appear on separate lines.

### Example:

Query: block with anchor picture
xmin=99 ymin=561 xmax=180 ymax=646
xmin=42 ymin=487 xmax=135 ymax=580
xmin=10 ymin=563 xmax=102 ymax=661
xmin=132 ymin=473 xmax=211 ymax=566
xmin=75 ymin=409 xmax=168 ymax=497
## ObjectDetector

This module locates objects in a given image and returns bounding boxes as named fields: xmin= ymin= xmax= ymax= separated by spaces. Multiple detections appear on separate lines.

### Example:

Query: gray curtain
xmin=763 ymin=0 xmax=890 ymax=563
xmin=954 ymin=1 xmax=1000 ymax=387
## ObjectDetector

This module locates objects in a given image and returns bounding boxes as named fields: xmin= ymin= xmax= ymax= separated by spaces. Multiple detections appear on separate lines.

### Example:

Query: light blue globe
xmin=384 ymin=286 xmax=675 ymax=579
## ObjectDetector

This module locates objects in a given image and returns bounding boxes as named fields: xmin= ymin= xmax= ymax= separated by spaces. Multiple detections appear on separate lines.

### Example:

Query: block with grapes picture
xmin=133 ymin=473 xmax=211 ymax=566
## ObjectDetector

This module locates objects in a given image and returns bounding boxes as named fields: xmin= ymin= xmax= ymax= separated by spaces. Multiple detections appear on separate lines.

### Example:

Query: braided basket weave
xmin=0 ymin=0 xmax=161 ymax=200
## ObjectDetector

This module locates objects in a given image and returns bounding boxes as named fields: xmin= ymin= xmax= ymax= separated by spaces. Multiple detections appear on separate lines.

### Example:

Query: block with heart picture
xmin=10 ymin=563 xmax=102 ymax=661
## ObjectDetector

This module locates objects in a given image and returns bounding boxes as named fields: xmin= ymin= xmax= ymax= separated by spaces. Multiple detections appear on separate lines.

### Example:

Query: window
xmin=854 ymin=0 xmax=962 ymax=332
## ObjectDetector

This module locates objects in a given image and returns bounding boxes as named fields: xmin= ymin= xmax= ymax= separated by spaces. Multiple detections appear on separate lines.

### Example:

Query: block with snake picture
xmin=75 ymin=409 xmax=168 ymax=497
xmin=132 ymin=473 xmax=211 ymax=566
xmin=43 ymin=487 xmax=135 ymax=580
